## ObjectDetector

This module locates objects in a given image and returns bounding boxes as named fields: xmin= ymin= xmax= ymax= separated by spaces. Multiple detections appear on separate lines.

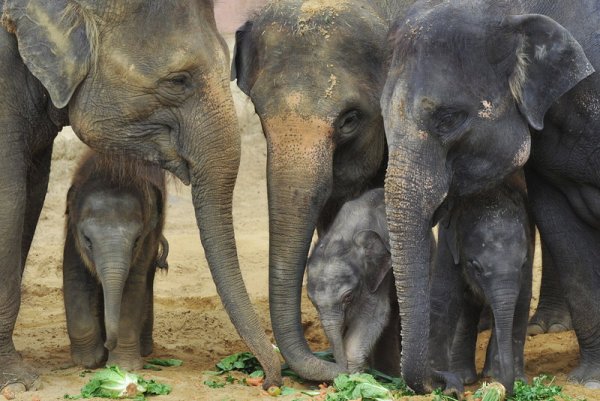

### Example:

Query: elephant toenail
xmin=584 ymin=380 xmax=600 ymax=389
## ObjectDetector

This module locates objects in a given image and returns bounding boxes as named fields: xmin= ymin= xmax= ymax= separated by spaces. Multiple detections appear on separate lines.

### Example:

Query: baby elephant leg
xmin=450 ymin=298 xmax=481 ymax=385
xmin=63 ymin=232 xmax=106 ymax=368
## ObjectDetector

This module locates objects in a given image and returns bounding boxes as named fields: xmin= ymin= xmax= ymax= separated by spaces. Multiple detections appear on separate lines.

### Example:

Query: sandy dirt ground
xmin=7 ymin=41 xmax=599 ymax=401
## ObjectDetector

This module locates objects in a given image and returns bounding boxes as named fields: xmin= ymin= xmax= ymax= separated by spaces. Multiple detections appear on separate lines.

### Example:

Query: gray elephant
xmin=380 ymin=0 xmax=599 ymax=392
xmin=0 ymin=0 xmax=279 ymax=392
xmin=307 ymin=188 xmax=400 ymax=377
xmin=63 ymin=151 xmax=168 ymax=370
xmin=429 ymin=173 xmax=533 ymax=392
xmin=232 ymin=0 xmax=413 ymax=381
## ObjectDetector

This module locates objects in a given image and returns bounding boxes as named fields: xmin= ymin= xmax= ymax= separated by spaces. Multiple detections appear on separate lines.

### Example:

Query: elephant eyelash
xmin=431 ymin=108 xmax=470 ymax=145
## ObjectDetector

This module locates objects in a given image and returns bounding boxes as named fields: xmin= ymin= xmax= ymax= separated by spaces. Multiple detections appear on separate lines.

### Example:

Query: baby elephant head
xmin=307 ymin=228 xmax=392 ymax=373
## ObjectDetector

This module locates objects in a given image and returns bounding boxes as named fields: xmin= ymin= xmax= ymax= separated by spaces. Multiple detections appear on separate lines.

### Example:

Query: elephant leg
xmin=450 ymin=297 xmax=481 ymax=385
xmin=528 ymin=239 xmax=572 ymax=335
xmin=63 ymin=230 xmax=107 ymax=368
xmin=429 ymin=233 xmax=465 ymax=372
xmin=526 ymin=168 xmax=600 ymax=389
xmin=0 ymin=136 xmax=39 ymax=392
xmin=107 ymin=269 xmax=146 ymax=370
xmin=20 ymin=145 xmax=52 ymax=271
xmin=140 ymin=264 xmax=157 ymax=357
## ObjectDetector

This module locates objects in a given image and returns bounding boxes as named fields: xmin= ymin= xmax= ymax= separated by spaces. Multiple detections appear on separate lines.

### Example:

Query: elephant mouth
xmin=163 ymin=157 xmax=190 ymax=185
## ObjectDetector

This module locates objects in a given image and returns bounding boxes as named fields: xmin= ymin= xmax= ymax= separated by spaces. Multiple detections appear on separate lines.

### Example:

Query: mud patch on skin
xmin=478 ymin=100 xmax=495 ymax=119
xmin=325 ymin=74 xmax=337 ymax=98
xmin=512 ymin=137 xmax=531 ymax=167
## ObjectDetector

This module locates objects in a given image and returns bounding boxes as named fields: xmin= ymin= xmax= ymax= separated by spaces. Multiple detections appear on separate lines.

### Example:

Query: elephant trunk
xmin=489 ymin=286 xmax=519 ymax=394
xmin=266 ymin=117 xmax=345 ymax=381
xmin=95 ymin=254 xmax=130 ymax=351
xmin=320 ymin=315 xmax=348 ymax=370
xmin=384 ymin=126 xmax=450 ymax=392
xmin=184 ymin=75 xmax=281 ymax=386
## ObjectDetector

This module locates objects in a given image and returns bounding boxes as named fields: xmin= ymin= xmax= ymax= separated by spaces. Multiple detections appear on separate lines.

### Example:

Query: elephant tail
xmin=155 ymin=235 xmax=169 ymax=271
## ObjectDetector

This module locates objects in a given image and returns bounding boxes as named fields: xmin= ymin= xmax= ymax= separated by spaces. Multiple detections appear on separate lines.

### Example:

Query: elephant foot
xmin=71 ymin=340 xmax=107 ymax=368
xmin=140 ymin=336 xmax=153 ymax=357
xmin=451 ymin=366 xmax=478 ymax=385
xmin=568 ymin=361 xmax=600 ymax=389
xmin=431 ymin=370 xmax=464 ymax=398
xmin=107 ymin=352 xmax=144 ymax=371
xmin=0 ymin=353 xmax=41 ymax=393
xmin=527 ymin=308 xmax=572 ymax=336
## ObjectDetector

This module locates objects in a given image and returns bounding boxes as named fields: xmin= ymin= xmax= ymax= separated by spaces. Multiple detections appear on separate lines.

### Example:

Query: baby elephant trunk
xmin=490 ymin=287 xmax=519 ymax=394
xmin=321 ymin=315 xmax=348 ymax=370
xmin=97 ymin=259 xmax=131 ymax=351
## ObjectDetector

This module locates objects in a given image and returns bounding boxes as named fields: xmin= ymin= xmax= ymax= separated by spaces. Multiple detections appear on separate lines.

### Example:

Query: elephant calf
xmin=63 ymin=150 xmax=168 ymax=370
xmin=307 ymin=188 xmax=400 ymax=376
xmin=429 ymin=172 xmax=533 ymax=392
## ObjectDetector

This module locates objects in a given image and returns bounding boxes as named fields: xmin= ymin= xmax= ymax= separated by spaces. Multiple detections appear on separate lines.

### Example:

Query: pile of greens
xmin=65 ymin=366 xmax=171 ymax=400
xmin=509 ymin=375 xmax=584 ymax=401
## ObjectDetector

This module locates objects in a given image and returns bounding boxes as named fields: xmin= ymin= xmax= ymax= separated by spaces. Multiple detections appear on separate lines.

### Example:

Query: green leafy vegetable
xmin=146 ymin=358 xmax=183 ymax=367
xmin=508 ymin=375 xmax=584 ymax=401
xmin=324 ymin=373 xmax=393 ymax=401
xmin=431 ymin=388 xmax=459 ymax=401
xmin=204 ymin=380 xmax=226 ymax=389
xmin=65 ymin=366 xmax=171 ymax=400
xmin=215 ymin=352 xmax=262 ymax=374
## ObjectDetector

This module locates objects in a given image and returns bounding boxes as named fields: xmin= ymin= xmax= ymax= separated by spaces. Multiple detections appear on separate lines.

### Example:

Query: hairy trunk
xmin=266 ymin=118 xmax=344 ymax=381
xmin=186 ymin=77 xmax=281 ymax=386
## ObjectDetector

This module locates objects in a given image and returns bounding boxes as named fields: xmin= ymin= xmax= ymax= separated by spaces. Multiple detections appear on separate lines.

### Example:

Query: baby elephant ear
xmin=3 ymin=0 xmax=93 ymax=108
xmin=504 ymin=14 xmax=594 ymax=130
xmin=353 ymin=230 xmax=392 ymax=293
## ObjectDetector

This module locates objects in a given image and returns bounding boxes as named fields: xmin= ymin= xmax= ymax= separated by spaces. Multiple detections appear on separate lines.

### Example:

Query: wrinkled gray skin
xmin=307 ymin=189 xmax=400 ymax=376
xmin=0 ymin=0 xmax=279 ymax=392
xmin=430 ymin=173 xmax=533 ymax=393
xmin=381 ymin=0 xmax=599 ymax=392
xmin=232 ymin=0 xmax=412 ymax=381
xmin=64 ymin=151 xmax=169 ymax=370
xmin=527 ymin=245 xmax=573 ymax=335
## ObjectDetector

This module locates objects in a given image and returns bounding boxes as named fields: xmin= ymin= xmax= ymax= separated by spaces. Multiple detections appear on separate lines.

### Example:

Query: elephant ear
xmin=231 ymin=20 xmax=256 ymax=96
xmin=503 ymin=14 xmax=594 ymax=130
xmin=353 ymin=229 xmax=391 ymax=293
xmin=2 ymin=0 xmax=93 ymax=108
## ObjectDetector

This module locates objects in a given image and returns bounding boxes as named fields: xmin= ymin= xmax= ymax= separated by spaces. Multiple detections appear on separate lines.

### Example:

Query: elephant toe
xmin=584 ymin=380 xmax=600 ymax=389
xmin=0 ymin=357 xmax=41 ymax=394
xmin=548 ymin=323 xmax=571 ymax=333
xmin=526 ymin=323 xmax=546 ymax=336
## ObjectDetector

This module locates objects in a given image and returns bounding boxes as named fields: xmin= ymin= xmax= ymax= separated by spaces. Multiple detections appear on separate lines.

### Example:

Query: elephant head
xmin=2 ymin=0 xmax=280 ymax=384
xmin=232 ymin=0 xmax=390 ymax=380
xmin=380 ymin=2 xmax=593 ymax=392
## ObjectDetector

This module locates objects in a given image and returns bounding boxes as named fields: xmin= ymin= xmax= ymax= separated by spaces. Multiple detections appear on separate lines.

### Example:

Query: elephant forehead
xmin=263 ymin=115 xmax=334 ymax=146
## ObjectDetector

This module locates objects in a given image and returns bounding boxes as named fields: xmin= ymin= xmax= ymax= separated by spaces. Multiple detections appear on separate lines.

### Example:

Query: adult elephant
xmin=0 ymin=0 xmax=280 ymax=392
xmin=232 ymin=0 xmax=409 ymax=381
xmin=381 ymin=0 xmax=598 ymax=393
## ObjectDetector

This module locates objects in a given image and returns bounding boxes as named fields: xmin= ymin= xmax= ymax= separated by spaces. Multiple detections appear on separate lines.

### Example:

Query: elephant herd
xmin=1 ymin=0 xmax=599 ymax=397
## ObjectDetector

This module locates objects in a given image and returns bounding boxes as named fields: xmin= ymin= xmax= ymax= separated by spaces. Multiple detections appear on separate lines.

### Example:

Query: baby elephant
xmin=63 ymin=150 xmax=168 ymax=370
xmin=307 ymin=188 xmax=400 ymax=376
xmin=429 ymin=172 xmax=533 ymax=394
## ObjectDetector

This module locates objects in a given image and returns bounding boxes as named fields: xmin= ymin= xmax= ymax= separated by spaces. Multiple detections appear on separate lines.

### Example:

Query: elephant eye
xmin=83 ymin=235 xmax=92 ymax=251
xmin=468 ymin=259 xmax=484 ymax=275
xmin=336 ymin=110 xmax=362 ymax=139
xmin=158 ymin=71 xmax=193 ymax=103
xmin=341 ymin=291 xmax=354 ymax=306
xmin=432 ymin=108 xmax=468 ymax=138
